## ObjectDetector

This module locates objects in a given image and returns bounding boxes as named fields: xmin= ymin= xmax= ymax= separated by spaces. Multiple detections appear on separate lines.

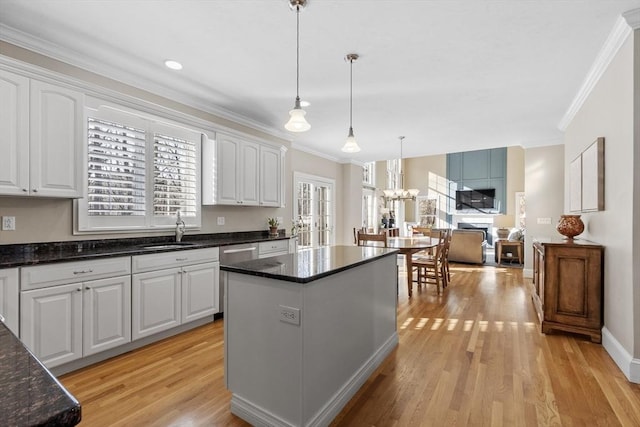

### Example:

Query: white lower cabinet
xmin=132 ymin=248 xmax=219 ymax=340
xmin=258 ymin=239 xmax=290 ymax=258
xmin=20 ymin=275 xmax=131 ymax=367
xmin=132 ymin=268 xmax=182 ymax=340
xmin=83 ymin=276 xmax=132 ymax=356
xmin=0 ymin=268 xmax=19 ymax=336
xmin=20 ymin=257 xmax=132 ymax=368
xmin=21 ymin=283 xmax=83 ymax=367
xmin=182 ymin=262 xmax=219 ymax=323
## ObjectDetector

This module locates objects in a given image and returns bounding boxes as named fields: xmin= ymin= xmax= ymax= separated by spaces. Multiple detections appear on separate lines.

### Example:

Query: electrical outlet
xmin=276 ymin=216 xmax=283 ymax=225
xmin=2 ymin=216 xmax=16 ymax=231
xmin=217 ymin=216 xmax=225 ymax=226
xmin=537 ymin=217 xmax=552 ymax=225
xmin=279 ymin=305 xmax=300 ymax=325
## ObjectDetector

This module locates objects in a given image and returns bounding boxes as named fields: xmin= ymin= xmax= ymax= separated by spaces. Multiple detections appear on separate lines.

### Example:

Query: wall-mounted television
xmin=455 ymin=188 xmax=495 ymax=210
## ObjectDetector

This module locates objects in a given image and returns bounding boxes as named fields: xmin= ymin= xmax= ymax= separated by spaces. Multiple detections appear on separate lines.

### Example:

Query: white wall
xmin=522 ymin=145 xmax=565 ymax=275
xmin=564 ymin=34 xmax=637 ymax=362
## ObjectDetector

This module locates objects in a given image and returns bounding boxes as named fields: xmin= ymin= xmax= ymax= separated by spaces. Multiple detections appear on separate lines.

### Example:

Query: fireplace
xmin=458 ymin=222 xmax=492 ymax=246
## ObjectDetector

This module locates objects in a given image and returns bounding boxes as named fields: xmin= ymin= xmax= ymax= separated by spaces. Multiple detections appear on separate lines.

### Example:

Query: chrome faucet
xmin=175 ymin=211 xmax=186 ymax=242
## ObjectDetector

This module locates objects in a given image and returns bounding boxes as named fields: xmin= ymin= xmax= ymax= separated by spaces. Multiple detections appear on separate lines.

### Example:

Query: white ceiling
xmin=1 ymin=0 xmax=639 ymax=162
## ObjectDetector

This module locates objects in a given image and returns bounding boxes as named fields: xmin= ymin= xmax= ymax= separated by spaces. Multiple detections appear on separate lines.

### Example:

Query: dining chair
xmin=356 ymin=230 xmax=388 ymax=247
xmin=412 ymin=232 xmax=447 ymax=294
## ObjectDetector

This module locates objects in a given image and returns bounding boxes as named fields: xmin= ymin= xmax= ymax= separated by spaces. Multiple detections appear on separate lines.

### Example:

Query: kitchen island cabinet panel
xmin=224 ymin=246 xmax=398 ymax=426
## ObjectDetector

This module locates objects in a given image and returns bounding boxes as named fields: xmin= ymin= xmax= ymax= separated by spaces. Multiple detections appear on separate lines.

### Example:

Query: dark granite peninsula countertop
xmin=221 ymin=245 xmax=399 ymax=283
xmin=0 ymin=231 xmax=290 ymax=268
xmin=0 ymin=321 xmax=81 ymax=426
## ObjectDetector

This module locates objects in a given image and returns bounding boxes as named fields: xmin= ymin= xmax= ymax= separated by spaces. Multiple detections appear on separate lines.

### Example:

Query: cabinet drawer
xmin=132 ymin=247 xmax=219 ymax=273
xmin=21 ymin=257 xmax=131 ymax=290
xmin=258 ymin=240 xmax=289 ymax=256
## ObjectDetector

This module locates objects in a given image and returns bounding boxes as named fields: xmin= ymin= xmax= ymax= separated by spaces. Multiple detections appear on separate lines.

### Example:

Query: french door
xmin=294 ymin=173 xmax=334 ymax=250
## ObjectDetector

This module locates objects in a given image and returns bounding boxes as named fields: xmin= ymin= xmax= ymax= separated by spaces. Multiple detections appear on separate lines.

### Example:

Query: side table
xmin=496 ymin=239 xmax=523 ymax=264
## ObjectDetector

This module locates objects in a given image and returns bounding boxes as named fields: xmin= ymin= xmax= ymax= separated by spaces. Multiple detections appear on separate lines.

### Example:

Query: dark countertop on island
xmin=221 ymin=245 xmax=399 ymax=283
xmin=0 ymin=230 xmax=290 ymax=268
xmin=0 ymin=321 xmax=81 ymax=426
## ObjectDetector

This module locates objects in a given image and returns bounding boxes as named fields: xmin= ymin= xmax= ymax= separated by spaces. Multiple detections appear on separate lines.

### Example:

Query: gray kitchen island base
xmin=223 ymin=246 xmax=399 ymax=427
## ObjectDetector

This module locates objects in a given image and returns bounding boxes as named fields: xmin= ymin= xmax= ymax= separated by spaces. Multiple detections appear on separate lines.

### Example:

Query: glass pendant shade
xmin=341 ymin=127 xmax=361 ymax=153
xmin=285 ymin=98 xmax=311 ymax=132
xmin=285 ymin=1 xmax=310 ymax=132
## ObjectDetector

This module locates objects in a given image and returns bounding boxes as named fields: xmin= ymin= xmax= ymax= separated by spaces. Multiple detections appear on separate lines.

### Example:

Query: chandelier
xmin=383 ymin=136 xmax=419 ymax=201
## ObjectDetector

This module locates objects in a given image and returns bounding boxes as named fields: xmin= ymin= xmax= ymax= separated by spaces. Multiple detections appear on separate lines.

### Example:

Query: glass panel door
xmin=294 ymin=174 xmax=334 ymax=250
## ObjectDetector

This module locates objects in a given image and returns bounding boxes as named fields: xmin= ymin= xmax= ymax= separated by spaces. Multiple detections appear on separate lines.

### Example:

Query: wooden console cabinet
xmin=532 ymin=237 xmax=604 ymax=343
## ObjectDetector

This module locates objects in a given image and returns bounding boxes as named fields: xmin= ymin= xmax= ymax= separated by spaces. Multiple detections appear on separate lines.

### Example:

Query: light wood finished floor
xmin=60 ymin=263 xmax=640 ymax=426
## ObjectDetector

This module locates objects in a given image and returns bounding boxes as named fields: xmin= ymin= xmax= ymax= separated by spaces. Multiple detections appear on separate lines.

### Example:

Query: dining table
xmin=387 ymin=236 xmax=438 ymax=297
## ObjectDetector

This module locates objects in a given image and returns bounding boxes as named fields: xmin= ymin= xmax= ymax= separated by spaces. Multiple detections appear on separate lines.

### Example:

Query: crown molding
xmin=290 ymin=142 xmax=342 ymax=163
xmin=558 ymin=11 xmax=639 ymax=131
xmin=623 ymin=8 xmax=640 ymax=30
xmin=0 ymin=23 xmax=291 ymax=141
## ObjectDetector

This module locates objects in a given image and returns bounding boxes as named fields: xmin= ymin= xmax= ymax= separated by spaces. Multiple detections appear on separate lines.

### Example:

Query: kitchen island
xmin=222 ymin=245 xmax=399 ymax=427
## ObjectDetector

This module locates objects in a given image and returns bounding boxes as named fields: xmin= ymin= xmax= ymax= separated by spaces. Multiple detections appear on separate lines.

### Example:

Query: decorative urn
xmin=556 ymin=214 xmax=584 ymax=239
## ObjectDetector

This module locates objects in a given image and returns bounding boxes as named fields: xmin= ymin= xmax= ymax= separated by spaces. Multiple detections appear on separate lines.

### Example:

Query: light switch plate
xmin=217 ymin=217 xmax=225 ymax=226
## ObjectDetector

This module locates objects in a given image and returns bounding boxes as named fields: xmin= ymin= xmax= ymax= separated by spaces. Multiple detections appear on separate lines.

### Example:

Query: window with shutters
xmin=76 ymin=103 xmax=202 ymax=232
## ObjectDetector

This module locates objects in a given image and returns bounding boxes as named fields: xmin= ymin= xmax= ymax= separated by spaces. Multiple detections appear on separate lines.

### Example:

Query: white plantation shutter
xmin=77 ymin=102 xmax=202 ymax=232
xmin=87 ymin=118 xmax=146 ymax=216
xmin=153 ymin=132 xmax=198 ymax=217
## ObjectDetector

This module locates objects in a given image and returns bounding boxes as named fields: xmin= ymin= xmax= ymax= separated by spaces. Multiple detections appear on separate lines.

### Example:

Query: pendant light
xmin=341 ymin=53 xmax=361 ymax=153
xmin=285 ymin=0 xmax=311 ymax=132
xmin=383 ymin=136 xmax=420 ymax=201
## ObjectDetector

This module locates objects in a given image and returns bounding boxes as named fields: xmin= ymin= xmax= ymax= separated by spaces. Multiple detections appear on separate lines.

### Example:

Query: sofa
xmin=448 ymin=229 xmax=486 ymax=264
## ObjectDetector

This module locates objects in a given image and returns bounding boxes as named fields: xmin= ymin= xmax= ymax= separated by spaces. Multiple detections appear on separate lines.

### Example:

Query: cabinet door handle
xmin=32 ymin=189 xmax=38 ymax=193
xmin=22 ymin=188 xmax=28 ymax=192
xmin=73 ymin=269 xmax=93 ymax=275
xmin=76 ymin=288 xmax=82 ymax=292
xmin=85 ymin=286 xmax=90 ymax=290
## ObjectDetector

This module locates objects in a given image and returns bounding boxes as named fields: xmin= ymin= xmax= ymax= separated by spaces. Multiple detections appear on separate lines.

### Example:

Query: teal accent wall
xmin=447 ymin=148 xmax=507 ymax=214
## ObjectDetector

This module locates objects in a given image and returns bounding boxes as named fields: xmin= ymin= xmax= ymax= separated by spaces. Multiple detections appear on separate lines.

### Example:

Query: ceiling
xmin=1 ymin=0 xmax=639 ymax=162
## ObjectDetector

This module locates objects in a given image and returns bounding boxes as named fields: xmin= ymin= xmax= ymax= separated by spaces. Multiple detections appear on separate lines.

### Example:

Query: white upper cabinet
xmin=0 ymin=68 xmax=84 ymax=198
xmin=0 ymin=69 xmax=29 ymax=195
xmin=203 ymin=132 xmax=285 ymax=207
xmin=259 ymin=145 xmax=283 ymax=207
xmin=29 ymin=79 xmax=84 ymax=197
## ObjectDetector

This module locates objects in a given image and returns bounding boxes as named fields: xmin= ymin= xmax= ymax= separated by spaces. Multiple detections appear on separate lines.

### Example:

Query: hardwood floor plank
xmin=59 ymin=263 xmax=640 ymax=426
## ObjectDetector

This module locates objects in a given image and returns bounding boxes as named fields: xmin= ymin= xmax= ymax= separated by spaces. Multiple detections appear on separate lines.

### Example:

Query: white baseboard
xmin=523 ymin=268 xmax=533 ymax=278
xmin=602 ymin=327 xmax=640 ymax=383
xmin=231 ymin=332 xmax=399 ymax=426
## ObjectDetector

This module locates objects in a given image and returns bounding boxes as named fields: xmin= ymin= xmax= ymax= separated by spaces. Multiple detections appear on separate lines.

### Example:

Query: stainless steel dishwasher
xmin=219 ymin=243 xmax=259 ymax=313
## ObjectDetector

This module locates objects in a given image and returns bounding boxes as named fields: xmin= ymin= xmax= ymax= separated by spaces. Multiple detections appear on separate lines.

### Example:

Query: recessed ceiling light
xmin=300 ymin=100 xmax=310 ymax=107
xmin=164 ymin=60 xmax=183 ymax=70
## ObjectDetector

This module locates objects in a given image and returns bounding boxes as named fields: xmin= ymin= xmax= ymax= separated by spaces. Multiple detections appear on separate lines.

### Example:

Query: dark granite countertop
xmin=0 ymin=321 xmax=81 ymax=426
xmin=0 ymin=231 xmax=290 ymax=268
xmin=221 ymin=245 xmax=399 ymax=283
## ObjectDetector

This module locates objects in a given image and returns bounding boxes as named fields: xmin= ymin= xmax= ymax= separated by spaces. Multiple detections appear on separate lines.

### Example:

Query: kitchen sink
xmin=141 ymin=242 xmax=200 ymax=250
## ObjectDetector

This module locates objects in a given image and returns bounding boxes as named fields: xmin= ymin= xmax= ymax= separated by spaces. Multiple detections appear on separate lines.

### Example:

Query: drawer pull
xmin=73 ymin=269 xmax=93 ymax=275
xmin=176 ymin=257 xmax=188 ymax=262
